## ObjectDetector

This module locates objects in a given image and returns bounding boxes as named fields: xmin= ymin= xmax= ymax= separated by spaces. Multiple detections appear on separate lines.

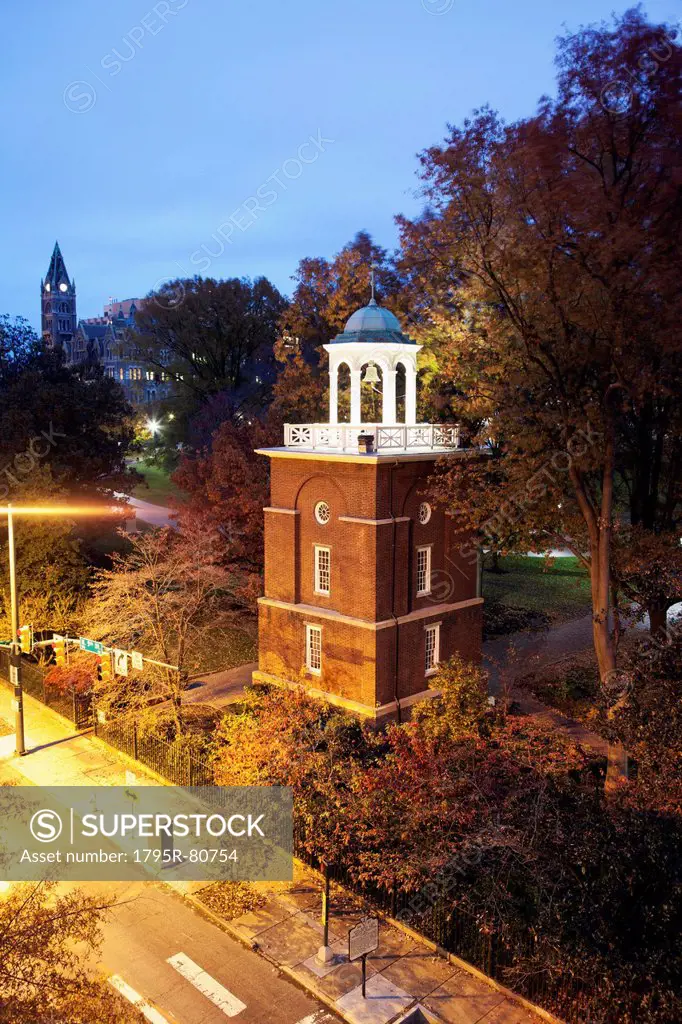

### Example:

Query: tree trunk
xmin=648 ymin=601 xmax=669 ymax=639
xmin=574 ymin=426 xmax=627 ymax=793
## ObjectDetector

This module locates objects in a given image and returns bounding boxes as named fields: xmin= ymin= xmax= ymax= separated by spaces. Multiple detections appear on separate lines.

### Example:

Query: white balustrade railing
xmin=283 ymin=423 xmax=460 ymax=453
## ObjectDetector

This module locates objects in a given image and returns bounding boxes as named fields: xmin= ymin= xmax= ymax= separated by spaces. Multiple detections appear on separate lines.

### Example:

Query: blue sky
xmin=0 ymin=0 xmax=672 ymax=329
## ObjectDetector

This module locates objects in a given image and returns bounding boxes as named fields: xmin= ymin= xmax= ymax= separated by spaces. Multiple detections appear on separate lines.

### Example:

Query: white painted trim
xmin=338 ymin=515 xmax=411 ymax=525
xmin=305 ymin=622 xmax=322 ymax=675
xmin=416 ymin=544 xmax=433 ymax=597
xmin=258 ymin=596 xmax=483 ymax=630
xmin=424 ymin=621 xmax=441 ymax=677
xmin=263 ymin=506 xmax=299 ymax=515
xmin=255 ymin=448 xmax=479 ymax=465
xmin=314 ymin=545 xmax=331 ymax=596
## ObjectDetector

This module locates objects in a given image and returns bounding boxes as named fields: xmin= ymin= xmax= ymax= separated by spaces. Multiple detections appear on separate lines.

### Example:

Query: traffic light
xmin=18 ymin=625 xmax=31 ymax=654
xmin=97 ymin=653 xmax=112 ymax=684
xmin=52 ymin=634 xmax=66 ymax=667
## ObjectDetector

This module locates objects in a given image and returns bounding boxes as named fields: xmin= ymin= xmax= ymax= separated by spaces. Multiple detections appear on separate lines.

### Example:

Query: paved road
xmin=184 ymin=664 xmax=257 ymax=710
xmin=117 ymin=494 xmax=176 ymax=529
xmin=93 ymin=880 xmax=339 ymax=1024
xmin=0 ymin=697 xmax=338 ymax=1024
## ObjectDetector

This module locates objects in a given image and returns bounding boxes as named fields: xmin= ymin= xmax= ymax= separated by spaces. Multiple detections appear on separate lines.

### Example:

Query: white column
xmin=382 ymin=369 xmax=397 ymax=424
xmin=329 ymin=363 xmax=338 ymax=425
xmin=350 ymin=369 xmax=362 ymax=424
xmin=405 ymin=364 xmax=418 ymax=425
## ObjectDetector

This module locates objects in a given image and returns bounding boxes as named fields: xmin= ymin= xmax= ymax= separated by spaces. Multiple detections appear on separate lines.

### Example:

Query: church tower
xmin=41 ymin=242 xmax=77 ymax=355
xmin=254 ymin=285 xmax=484 ymax=725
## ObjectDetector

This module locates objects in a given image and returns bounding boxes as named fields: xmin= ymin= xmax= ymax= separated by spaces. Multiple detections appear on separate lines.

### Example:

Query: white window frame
xmin=416 ymin=545 xmax=432 ymax=597
xmin=305 ymin=623 xmax=322 ymax=675
xmin=314 ymin=545 xmax=331 ymax=596
xmin=424 ymin=622 xmax=441 ymax=677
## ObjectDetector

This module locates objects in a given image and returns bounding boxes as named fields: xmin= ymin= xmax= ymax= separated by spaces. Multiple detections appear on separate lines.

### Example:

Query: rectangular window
xmin=314 ymin=546 xmax=331 ymax=595
xmin=306 ymin=624 xmax=322 ymax=674
xmin=425 ymin=623 xmax=440 ymax=676
xmin=416 ymin=546 xmax=432 ymax=596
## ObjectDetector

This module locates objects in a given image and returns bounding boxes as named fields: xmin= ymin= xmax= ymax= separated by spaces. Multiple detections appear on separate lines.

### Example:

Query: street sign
xmin=348 ymin=917 xmax=379 ymax=962
xmin=113 ymin=649 xmax=129 ymax=677
xmin=131 ymin=650 xmax=144 ymax=672
xmin=79 ymin=636 xmax=104 ymax=655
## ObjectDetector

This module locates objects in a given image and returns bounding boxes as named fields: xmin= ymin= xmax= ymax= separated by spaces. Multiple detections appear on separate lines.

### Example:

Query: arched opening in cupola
xmin=336 ymin=362 xmax=351 ymax=422
xmin=360 ymin=361 xmax=384 ymax=423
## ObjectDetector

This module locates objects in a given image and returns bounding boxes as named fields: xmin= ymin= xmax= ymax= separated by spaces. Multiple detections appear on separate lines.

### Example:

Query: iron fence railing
xmin=93 ymin=713 xmax=213 ymax=787
xmin=0 ymin=651 xmax=645 ymax=1022
xmin=0 ymin=650 xmax=93 ymax=730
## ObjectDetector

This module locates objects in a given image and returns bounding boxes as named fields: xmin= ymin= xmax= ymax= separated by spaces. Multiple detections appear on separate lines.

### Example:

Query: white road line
xmin=296 ymin=1015 xmax=330 ymax=1024
xmin=167 ymin=952 xmax=247 ymax=1017
xmin=109 ymin=974 xmax=171 ymax=1024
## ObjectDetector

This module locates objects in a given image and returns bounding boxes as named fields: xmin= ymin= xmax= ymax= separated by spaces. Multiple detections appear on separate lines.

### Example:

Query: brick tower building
xmin=253 ymin=289 xmax=483 ymax=725
xmin=41 ymin=241 xmax=77 ymax=354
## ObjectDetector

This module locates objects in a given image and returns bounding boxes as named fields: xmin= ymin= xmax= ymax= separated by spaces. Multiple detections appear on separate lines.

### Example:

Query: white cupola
xmin=282 ymin=271 xmax=459 ymax=454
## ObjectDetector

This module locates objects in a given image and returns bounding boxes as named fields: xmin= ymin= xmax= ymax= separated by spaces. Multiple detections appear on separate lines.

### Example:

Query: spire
xmin=44 ymin=241 xmax=72 ymax=290
xmin=369 ymin=262 xmax=378 ymax=306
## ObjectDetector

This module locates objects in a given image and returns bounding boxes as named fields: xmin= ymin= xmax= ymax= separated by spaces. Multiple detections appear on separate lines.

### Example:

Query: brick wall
xmin=258 ymin=452 xmax=483 ymax=714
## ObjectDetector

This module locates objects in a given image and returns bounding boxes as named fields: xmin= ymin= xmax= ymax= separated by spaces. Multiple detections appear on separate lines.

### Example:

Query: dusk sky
xmin=1 ymin=0 xmax=673 ymax=330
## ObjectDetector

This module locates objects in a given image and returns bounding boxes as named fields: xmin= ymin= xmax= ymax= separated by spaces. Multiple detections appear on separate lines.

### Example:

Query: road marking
xmin=167 ymin=952 xmax=247 ymax=1017
xmin=109 ymin=975 xmax=171 ymax=1024
xmin=296 ymin=1015 xmax=331 ymax=1024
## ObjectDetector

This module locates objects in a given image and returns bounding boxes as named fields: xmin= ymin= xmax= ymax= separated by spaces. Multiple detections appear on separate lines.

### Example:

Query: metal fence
xmin=292 ymin=830 xmax=635 ymax=1022
xmin=93 ymin=713 xmax=213 ymax=786
xmin=0 ymin=649 xmax=93 ymax=730
xmin=0 ymin=652 xmax=640 ymax=1021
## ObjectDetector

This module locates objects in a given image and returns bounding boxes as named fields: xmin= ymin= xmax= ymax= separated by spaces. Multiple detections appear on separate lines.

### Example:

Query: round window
xmin=418 ymin=502 xmax=432 ymax=525
xmin=315 ymin=501 xmax=331 ymax=525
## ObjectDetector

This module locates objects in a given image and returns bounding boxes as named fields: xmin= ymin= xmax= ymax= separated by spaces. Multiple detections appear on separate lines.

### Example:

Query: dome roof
xmin=343 ymin=299 xmax=402 ymax=333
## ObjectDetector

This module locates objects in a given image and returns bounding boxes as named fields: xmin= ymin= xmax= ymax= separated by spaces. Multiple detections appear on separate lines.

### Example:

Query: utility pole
xmin=7 ymin=506 xmax=25 ymax=755
xmin=1 ymin=502 xmax=126 ymax=756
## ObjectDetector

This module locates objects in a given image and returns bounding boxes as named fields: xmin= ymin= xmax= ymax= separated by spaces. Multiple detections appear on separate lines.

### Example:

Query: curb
xmin=175 ymin=887 xmax=347 ymax=1022
xmin=176 ymin=866 xmax=564 ymax=1024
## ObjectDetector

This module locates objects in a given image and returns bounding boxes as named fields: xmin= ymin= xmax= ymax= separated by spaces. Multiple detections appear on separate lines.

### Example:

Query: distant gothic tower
xmin=254 ymin=285 xmax=483 ymax=726
xmin=41 ymin=242 xmax=77 ymax=355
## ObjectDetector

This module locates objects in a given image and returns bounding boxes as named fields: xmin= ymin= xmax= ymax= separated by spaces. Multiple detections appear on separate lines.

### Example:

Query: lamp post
xmin=6 ymin=507 xmax=23 ymax=754
xmin=0 ymin=503 xmax=126 ymax=756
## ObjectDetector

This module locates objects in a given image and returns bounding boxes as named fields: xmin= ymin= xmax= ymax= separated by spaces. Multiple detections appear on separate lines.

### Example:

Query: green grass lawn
xmin=130 ymin=459 xmax=184 ymax=507
xmin=483 ymin=554 xmax=591 ymax=628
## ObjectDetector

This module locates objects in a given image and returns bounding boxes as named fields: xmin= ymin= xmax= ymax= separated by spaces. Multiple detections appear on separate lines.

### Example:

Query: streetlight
xmin=0 ymin=503 xmax=126 ymax=756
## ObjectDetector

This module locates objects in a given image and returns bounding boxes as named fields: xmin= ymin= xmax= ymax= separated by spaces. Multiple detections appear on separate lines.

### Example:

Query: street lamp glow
xmin=0 ymin=505 xmax=125 ymax=517
xmin=146 ymin=418 xmax=161 ymax=436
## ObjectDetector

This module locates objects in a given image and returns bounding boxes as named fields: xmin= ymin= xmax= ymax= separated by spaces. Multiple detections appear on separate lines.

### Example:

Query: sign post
xmin=317 ymin=860 xmax=334 ymax=964
xmin=348 ymin=917 xmax=379 ymax=999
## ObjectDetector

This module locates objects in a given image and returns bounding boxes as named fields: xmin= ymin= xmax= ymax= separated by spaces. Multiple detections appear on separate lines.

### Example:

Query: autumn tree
xmin=135 ymin=276 xmax=287 ymax=443
xmin=399 ymin=9 xmax=682 ymax=784
xmin=0 ymin=882 xmax=143 ymax=1023
xmin=281 ymin=231 xmax=406 ymax=356
xmin=173 ymin=417 xmax=276 ymax=606
xmin=83 ymin=527 xmax=237 ymax=736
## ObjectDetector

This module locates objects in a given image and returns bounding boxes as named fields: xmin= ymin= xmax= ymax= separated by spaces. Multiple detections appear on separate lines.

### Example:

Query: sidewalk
xmin=186 ymin=868 xmax=549 ymax=1024
xmin=0 ymin=685 xmax=158 ymax=787
xmin=0 ymin=685 xmax=551 ymax=1024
